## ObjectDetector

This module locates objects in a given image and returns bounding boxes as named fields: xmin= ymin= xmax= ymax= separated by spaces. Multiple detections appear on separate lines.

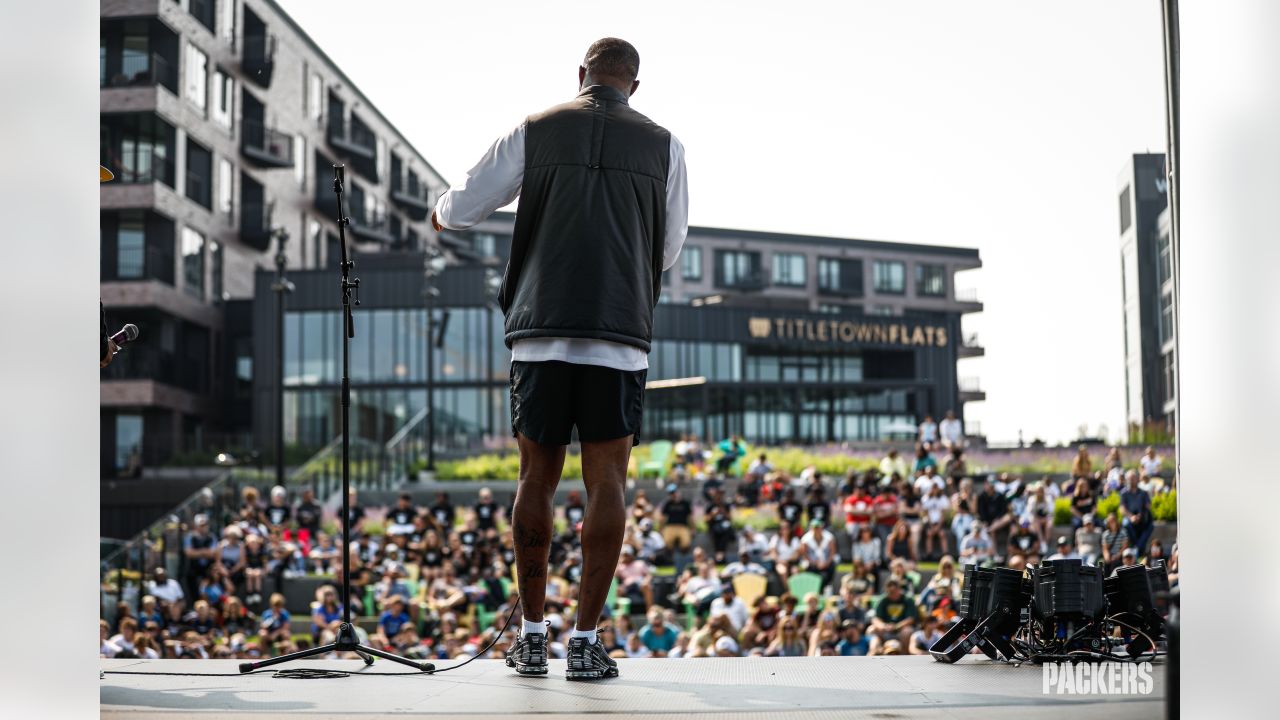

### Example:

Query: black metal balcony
xmin=241 ymin=33 xmax=276 ymax=88
xmin=102 ymin=52 xmax=178 ymax=93
xmin=349 ymin=209 xmax=396 ymax=245
xmin=717 ymin=272 xmax=768 ymax=293
xmin=240 ymin=201 xmax=275 ymax=251
xmin=327 ymin=117 xmax=376 ymax=161
xmin=241 ymin=119 xmax=294 ymax=169
xmin=391 ymin=185 xmax=431 ymax=220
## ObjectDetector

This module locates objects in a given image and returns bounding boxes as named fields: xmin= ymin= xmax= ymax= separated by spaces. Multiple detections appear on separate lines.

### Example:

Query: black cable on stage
xmin=102 ymin=594 xmax=522 ymax=680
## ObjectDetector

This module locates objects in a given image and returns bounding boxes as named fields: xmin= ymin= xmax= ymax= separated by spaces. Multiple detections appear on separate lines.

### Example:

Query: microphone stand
xmin=240 ymin=164 xmax=434 ymax=673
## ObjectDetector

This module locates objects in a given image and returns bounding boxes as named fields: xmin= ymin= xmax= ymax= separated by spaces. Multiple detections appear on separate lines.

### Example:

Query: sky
xmin=277 ymin=0 xmax=1170 ymax=445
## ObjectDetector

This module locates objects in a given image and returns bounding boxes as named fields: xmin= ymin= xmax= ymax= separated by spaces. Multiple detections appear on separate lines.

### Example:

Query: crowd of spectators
xmin=100 ymin=423 xmax=1178 ymax=663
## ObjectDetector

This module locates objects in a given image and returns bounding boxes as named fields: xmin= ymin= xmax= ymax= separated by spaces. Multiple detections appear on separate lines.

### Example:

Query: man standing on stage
xmin=432 ymin=38 xmax=688 ymax=680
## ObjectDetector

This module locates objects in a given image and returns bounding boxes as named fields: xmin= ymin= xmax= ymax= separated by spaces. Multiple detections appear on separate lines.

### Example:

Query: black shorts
xmin=510 ymin=360 xmax=646 ymax=446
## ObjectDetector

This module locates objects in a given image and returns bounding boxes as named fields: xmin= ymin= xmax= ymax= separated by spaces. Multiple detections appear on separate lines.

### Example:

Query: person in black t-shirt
xmin=264 ymin=486 xmax=292 ymax=530
xmin=659 ymin=485 xmax=693 ymax=573
xmin=806 ymin=486 xmax=832 ymax=529
xmin=387 ymin=493 xmax=418 ymax=535
xmin=431 ymin=492 xmax=455 ymax=530
xmin=976 ymin=478 xmax=1011 ymax=534
xmin=346 ymin=487 xmax=366 ymax=537
xmin=458 ymin=515 xmax=481 ymax=550
xmin=706 ymin=488 xmax=736 ymax=562
xmin=294 ymin=487 xmax=322 ymax=539
xmin=778 ymin=488 xmax=804 ymax=535
xmin=564 ymin=490 xmax=587 ymax=528
xmin=473 ymin=487 xmax=501 ymax=531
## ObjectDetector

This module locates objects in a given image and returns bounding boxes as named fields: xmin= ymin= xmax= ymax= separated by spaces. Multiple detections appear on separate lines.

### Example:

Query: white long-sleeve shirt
xmin=435 ymin=103 xmax=689 ymax=371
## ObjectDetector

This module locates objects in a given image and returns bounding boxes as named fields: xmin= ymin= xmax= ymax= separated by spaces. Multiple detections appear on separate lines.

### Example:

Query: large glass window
xmin=1157 ymin=231 xmax=1172 ymax=287
xmin=185 ymin=42 xmax=207 ymax=112
xmin=100 ymin=113 xmax=175 ymax=186
xmin=1160 ymin=290 xmax=1174 ymax=344
xmin=185 ymin=138 xmax=212 ymax=209
xmin=210 ymin=240 xmax=223 ymax=303
xmin=217 ymin=158 xmax=233 ymax=216
xmin=1118 ymin=185 xmax=1132 ymax=234
xmin=873 ymin=260 xmax=906 ymax=294
xmin=211 ymin=70 xmax=233 ymax=129
xmin=115 ymin=414 xmax=143 ymax=473
xmin=915 ymin=263 xmax=946 ymax=296
xmin=772 ymin=252 xmax=806 ymax=287
xmin=116 ymin=214 xmax=145 ymax=279
xmin=181 ymin=226 xmax=205 ymax=300
xmin=681 ymin=246 xmax=702 ymax=281
xmin=713 ymin=250 xmax=762 ymax=289
xmin=817 ymin=257 xmax=863 ymax=296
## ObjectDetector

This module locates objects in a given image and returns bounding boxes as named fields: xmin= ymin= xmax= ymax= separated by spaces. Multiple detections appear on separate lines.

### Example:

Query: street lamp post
xmin=423 ymin=248 xmax=447 ymax=472
xmin=271 ymin=229 xmax=294 ymax=488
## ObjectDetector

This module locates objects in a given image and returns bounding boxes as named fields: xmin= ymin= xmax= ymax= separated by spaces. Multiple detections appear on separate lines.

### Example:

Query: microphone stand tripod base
xmin=238 ymin=623 xmax=435 ymax=674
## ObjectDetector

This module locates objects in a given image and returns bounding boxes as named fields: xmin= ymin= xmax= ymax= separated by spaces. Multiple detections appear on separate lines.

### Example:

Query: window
xmin=115 ymin=414 xmax=143 ymax=473
xmin=189 ymin=0 xmax=216 ymax=32
xmin=210 ymin=240 xmax=223 ymax=302
xmin=1159 ymin=290 xmax=1174 ymax=343
xmin=100 ymin=113 xmax=176 ymax=186
xmin=915 ymin=263 xmax=946 ymax=297
xmin=185 ymin=138 xmax=212 ymax=209
xmin=116 ymin=213 xmax=145 ymax=279
xmin=1157 ymin=231 xmax=1172 ymax=286
xmin=181 ymin=226 xmax=205 ymax=300
xmin=817 ymin=257 xmax=863 ymax=296
xmin=1161 ymin=351 xmax=1176 ymax=404
xmin=1119 ymin=185 xmax=1132 ymax=234
xmin=211 ymin=70 xmax=233 ymax=128
xmin=713 ymin=250 xmax=762 ymax=289
xmin=772 ymin=252 xmax=806 ymax=287
xmin=184 ymin=42 xmax=207 ymax=112
xmin=681 ymin=246 xmax=702 ymax=281
xmin=294 ymin=135 xmax=307 ymax=188
xmin=307 ymin=72 xmax=323 ymax=125
xmin=873 ymin=260 xmax=906 ymax=294
xmin=308 ymin=218 xmax=323 ymax=269
xmin=217 ymin=158 xmax=232 ymax=216
xmin=217 ymin=0 xmax=236 ymax=44
xmin=817 ymin=304 xmax=844 ymax=315
xmin=868 ymin=305 xmax=895 ymax=316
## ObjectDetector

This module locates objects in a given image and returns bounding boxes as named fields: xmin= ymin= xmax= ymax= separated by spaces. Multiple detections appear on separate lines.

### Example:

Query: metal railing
xmin=103 ymin=52 xmax=177 ymax=90
xmin=241 ymin=119 xmax=294 ymax=165
xmin=962 ymin=332 xmax=981 ymax=348
xmin=383 ymin=406 xmax=430 ymax=483
xmin=959 ymin=376 xmax=983 ymax=392
xmin=956 ymin=288 xmax=981 ymax=303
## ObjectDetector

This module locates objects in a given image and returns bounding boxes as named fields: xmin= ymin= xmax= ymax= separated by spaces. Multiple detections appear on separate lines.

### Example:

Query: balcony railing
xmin=240 ymin=201 xmax=274 ymax=251
xmin=327 ymin=117 xmax=376 ymax=160
xmin=102 ymin=349 xmax=208 ymax=394
xmin=959 ymin=376 xmax=983 ymax=392
xmin=717 ymin=272 xmax=768 ymax=292
xmin=391 ymin=183 xmax=431 ymax=220
xmin=100 ymin=147 xmax=172 ymax=186
xmin=102 ymin=52 xmax=178 ymax=92
xmin=185 ymin=169 xmax=211 ymax=210
xmin=349 ymin=208 xmax=396 ymax=245
xmin=241 ymin=33 xmax=276 ymax=87
xmin=240 ymin=119 xmax=294 ymax=168
xmin=956 ymin=288 xmax=981 ymax=303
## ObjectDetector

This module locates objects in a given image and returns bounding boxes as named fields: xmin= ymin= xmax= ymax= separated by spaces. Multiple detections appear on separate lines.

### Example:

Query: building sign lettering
xmin=747 ymin=316 xmax=948 ymax=347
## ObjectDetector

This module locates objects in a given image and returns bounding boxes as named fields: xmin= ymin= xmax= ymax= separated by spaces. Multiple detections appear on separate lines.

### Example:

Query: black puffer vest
xmin=499 ymin=85 xmax=671 ymax=352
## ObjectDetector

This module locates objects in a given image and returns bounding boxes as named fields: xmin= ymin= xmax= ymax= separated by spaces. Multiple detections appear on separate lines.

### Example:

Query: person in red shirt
xmin=842 ymin=485 xmax=874 ymax=540
xmin=872 ymin=485 xmax=900 ymax=542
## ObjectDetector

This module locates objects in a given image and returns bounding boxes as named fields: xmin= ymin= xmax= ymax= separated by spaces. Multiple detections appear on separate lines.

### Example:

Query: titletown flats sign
xmin=748 ymin=316 xmax=949 ymax=347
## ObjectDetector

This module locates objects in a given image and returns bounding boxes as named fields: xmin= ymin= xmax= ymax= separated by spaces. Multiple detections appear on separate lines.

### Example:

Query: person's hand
xmin=100 ymin=340 xmax=118 ymax=368
xmin=430 ymin=211 xmax=443 ymax=232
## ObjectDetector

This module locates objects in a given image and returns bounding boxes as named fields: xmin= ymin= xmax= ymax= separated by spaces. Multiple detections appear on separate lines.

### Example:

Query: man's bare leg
xmin=513 ymin=433 xmax=566 ymax=623
xmin=575 ymin=435 xmax=633 ymax=630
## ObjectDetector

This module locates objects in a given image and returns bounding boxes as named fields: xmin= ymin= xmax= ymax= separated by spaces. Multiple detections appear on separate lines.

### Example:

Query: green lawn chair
xmin=787 ymin=572 xmax=823 ymax=600
xmin=639 ymin=440 xmax=674 ymax=481
xmin=605 ymin=576 xmax=632 ymax=618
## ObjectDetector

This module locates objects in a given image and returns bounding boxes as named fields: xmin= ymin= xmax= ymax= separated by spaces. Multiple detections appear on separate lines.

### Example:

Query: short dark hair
xmin=583 ymin=38 xmax=640 ymax=83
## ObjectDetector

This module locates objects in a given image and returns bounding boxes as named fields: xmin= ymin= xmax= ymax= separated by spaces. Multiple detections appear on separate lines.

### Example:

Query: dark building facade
xmin=1117 ymin=153 xmax=1175 ymax=435
xmin=99 ymin=0 xmax=447 ymax=475
xmin=249 ymin=216 xmax=983 ymax=453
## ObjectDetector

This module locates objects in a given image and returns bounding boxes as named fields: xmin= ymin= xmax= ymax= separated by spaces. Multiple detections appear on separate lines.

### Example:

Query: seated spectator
xmin=429 ymin=491 xmax=455 ymax=530
xmin=107 ymin=617 xmax=141 ymax=657
xmin=1071 ymin=445 xmax=1093 ymax=482
xmin=923 ymin=555 xmax=960 ymax=611
xmin=958 ymin=521 xmax=993 ymax=566
xmin=137 ymin=595 xmax=163 ymax=630
xmin=950 ymin=500 xmax=975 ymax=552
xmin=920 ymin=484 xmax=951 ymax=560
xmin=777 ymin=488 xmax=805 ymax=535
xmin=884 ymin=520 xmax=917 ymax=570
xmin=308 ymin=532 xmax=340 ymax=574
xmin=767 ymin=520 xmax=803 ymax=580
xmin=837 ymin=619 xmax=871 ymax=656
xmin=638 ymin=606 xmax=681 ymax=657
xmin=714 ymin=634 xmax=742 ymax=657
xmin=615 ymin=545 xmax=654 ymax=610
xmin=722 ymin=550 xmax=767 ymax=579
xmin=1140 ymin=446 xmax=1163 ymax=479
xmin=264 ymin=485 xmax=292 ymax=531
xmin=473 ymin=487 xmax=501 ymax=532
xmin=659 ymin=486 xmax=693 ymax=572
xmin=221 ymin=595 xmax=254 ymax=636
xmin=799 ymin=519 xmax=839 ymax=591
xmin=741 ymin=596 xmax=781 ymax=649
xmin=867 ymin=579 xmax=918 ymax=655
xmin=376 ymin=595 xmax=412 ymax=649
xmin=977 ymin=478 xmax=1012 ymax=535
xmin=764 ymin=617 xmax=807 ymax=657
xmin=842 ymin=483 xmax=874 ymax=540
xmin=1068 ymin=479 xmax=1097 ymax=529
xmin=943 ymin=448 xmax=968 ymax=481
xmin=387 ymin=493 xmax=418 ymax=536
xmin=242 ymin=533 xmax=268 ymax=603
xmin=939 ymin=410 xmax=964 ymax=450
xmin=1007 ymin=518 xmax=1040 ymax=559
xmin=1045 ymin=536 xmax=1080 ymax=562
xmin=147 ymin=567 xmax=185 ymax=609
xmin=850 ymin=524 xmax=881 ymax=579
xmin=805 ymin=485 xmax=833 ymax=529
xmin=913 ymin=441 xmax=938 ymax=473
xmin=836 ymin=577 xmax=870 ymax=627
xmin=1075 ymin=516 xmax=1103 ymax=565
xmin=872 ymin=485 xmax=900 ymax=542
xmin=709 ymin=584 xmax=750 ymax=632
xmin=913 ymin=464 xmax=945 ymax=496
xmin=631 ymin=489 xmax=655 ymax=522
xmin=715 ymin=436 xmax=745 ymax=476
xmin=705 ymin=488 xmax=736 ymax=563
xmin=311 ymin=585 xmax=344 ymax=641
xmin=879 ymin=449 xmax=909 ymax=481
xmin=908 ymin=615 xmax=943 ymax=655
xmin=294 ymin=487 xmax=323 ymax=541
xmin=630 ymin=518 xmax=666 ymax=563
xmin=258 ymin=593 xmax=291 ymax=646
xmin=794 ymin=591 xmax=824 ymax=632
xmin=1120 ymin=471 xmax=1155 ymax=555
xmin=807 ymin=610 xmax=841 ymax=657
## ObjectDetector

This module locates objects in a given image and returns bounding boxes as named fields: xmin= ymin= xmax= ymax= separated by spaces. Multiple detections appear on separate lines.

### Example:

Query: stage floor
xmin=101 ymin=657 xmax=1165 ymax=719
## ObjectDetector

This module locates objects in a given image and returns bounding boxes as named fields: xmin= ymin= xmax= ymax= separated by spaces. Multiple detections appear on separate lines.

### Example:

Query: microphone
xmin=110 ymin=324 xmax=139 ymax=348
